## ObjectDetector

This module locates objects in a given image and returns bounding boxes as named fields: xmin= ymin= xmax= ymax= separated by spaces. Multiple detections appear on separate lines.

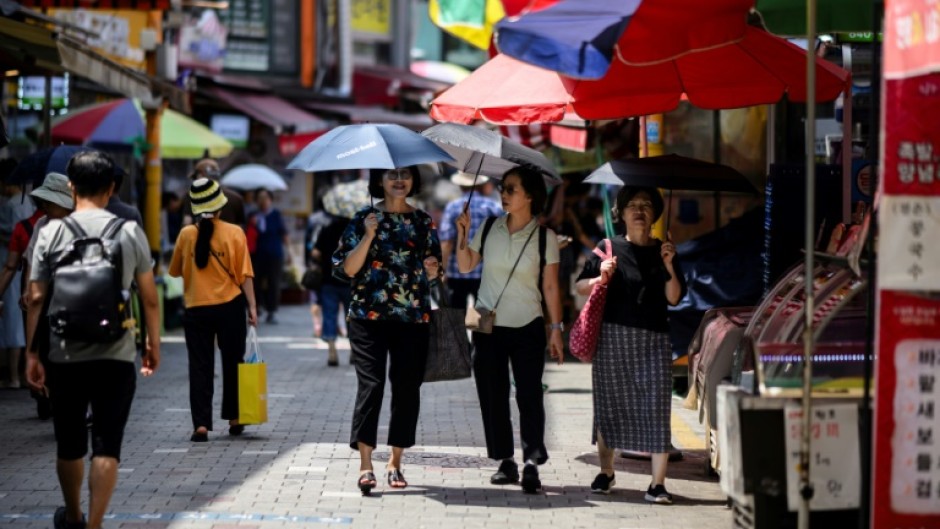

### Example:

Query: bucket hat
xmin=30 ymin=172 xmax=74 ymax=210
xmin=190 ymin=177 xmax=228 ymax=216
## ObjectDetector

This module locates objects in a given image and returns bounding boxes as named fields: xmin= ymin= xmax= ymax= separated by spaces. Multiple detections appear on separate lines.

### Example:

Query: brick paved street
xmin=0 ymin=303 xmax=730 ymax=529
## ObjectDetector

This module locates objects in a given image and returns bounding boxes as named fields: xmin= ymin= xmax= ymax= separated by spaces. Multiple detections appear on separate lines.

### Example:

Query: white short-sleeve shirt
xmin=469 ymin=216 xmax=559 ymax=328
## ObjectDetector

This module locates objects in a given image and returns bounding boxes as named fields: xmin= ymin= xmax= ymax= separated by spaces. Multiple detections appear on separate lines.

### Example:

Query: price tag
xmin=784 ymin=402 xmax=860 ymax=511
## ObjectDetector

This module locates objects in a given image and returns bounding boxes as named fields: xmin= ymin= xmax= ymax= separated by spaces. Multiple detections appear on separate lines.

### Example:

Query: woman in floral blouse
xmin=333 ymin=166 xmax=441 ymax=494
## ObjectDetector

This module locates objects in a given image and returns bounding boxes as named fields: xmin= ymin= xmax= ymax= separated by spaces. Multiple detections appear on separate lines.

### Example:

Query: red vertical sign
xmin=874 ymin=1 xmax=940 ymax=527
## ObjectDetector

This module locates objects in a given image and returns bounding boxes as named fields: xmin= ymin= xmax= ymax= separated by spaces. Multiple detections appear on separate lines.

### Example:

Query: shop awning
xmin=353 ymin=65 xmax=450 ymax=107
xmin=300 ymin=101 xmax=434 ymax=131
xmin=209 ymin=87 xmax=329 ymax=135
xmin=0 ymin=15 xmax=187 ymax=111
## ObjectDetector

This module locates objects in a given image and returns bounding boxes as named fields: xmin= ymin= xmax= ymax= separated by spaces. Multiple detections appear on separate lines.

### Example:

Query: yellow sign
xmin=351 ymin=0 xmax=391 ymax=37
xmin=49 ymin=9 xmax=151 ymax=70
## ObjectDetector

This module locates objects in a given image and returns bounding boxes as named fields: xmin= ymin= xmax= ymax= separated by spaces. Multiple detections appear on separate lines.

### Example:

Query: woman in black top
xmin=575 ymin=186 xmax=685 ymax=504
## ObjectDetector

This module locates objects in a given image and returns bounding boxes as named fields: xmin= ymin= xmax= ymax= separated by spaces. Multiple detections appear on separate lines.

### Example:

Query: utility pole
xmin=143 ymin=9 xmax=165 ymax=255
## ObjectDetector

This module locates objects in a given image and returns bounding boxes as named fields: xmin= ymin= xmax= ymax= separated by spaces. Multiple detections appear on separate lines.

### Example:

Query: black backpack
xmin=47 ymin=217 xmax=131 ymax=344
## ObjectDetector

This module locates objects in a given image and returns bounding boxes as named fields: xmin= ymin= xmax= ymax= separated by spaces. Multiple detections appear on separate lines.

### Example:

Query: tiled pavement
xmin=0 ymin=303 xmax=730 ymax=529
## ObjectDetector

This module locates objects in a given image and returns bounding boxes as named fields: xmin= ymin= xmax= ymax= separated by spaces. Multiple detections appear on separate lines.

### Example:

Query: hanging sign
xmin=875 ymin=2 xmax=940 ymax=527
xmin=885 ymin=0 xmax=940 ymax=79
xmin=874 ymin=291 xmax=940 ymax=524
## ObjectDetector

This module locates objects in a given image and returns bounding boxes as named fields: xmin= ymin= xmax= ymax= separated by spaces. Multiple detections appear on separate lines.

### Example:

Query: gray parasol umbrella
xmin=421 ymin=122 xmax=561 ymax=186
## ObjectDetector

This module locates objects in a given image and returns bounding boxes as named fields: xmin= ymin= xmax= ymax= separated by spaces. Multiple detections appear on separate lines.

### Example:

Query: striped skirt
xmin=592 ymin=323 xmax=672 ymax=453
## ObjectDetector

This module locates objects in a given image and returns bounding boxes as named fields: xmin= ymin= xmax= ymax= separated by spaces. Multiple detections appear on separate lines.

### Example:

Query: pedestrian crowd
xmin=0 ymin=151 xmax=686 ymax=529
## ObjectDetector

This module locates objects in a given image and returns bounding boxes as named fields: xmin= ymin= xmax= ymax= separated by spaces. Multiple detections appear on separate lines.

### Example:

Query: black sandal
xmin=358 ymin=471 xmax=377 ymax=495
xmin=387 ymin=468 xmax=407 ymax=488
xmin=190 ymin=429 xmax=208 ymax=442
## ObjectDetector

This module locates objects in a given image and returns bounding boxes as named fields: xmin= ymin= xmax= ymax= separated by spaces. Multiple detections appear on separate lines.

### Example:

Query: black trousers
xmin=348 ymin=318 xmax=429 ymax=450
xmin=472 ymin=317 xmax=548 ymax=464
xmin=446 ymin=277 xmax=481 ymax=309
xmin=252 ymin=255 xmax=281 ymax=314
xmin=183 ymin=295 xmax=248 ymax=430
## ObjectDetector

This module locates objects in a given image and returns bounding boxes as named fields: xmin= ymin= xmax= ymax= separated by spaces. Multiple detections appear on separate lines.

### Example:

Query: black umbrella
xmin=583 ymin=154 xmax=758 ymax=193
xmin=6 ymin=145 xmax=93 ymax=188
xmin=585 ymin=154 xmax=758 ymax=233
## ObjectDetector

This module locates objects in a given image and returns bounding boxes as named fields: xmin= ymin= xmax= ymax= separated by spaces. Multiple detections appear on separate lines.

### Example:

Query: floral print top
xmin=333 ymin=207 xmax=442 ymax=324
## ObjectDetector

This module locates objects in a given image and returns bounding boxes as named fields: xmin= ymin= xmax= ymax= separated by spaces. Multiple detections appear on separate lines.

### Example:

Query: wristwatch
xmin=549 ymin=322 xmax=564 ymax=332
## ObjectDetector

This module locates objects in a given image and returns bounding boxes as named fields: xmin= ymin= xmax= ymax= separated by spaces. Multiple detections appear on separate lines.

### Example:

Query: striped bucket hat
xmin=190 ymin=177 xmax=228 ymax=216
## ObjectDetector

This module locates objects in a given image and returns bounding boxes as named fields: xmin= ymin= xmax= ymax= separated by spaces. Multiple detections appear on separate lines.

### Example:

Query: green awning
xmin=755 ymin=0 xmax=875 ymax=36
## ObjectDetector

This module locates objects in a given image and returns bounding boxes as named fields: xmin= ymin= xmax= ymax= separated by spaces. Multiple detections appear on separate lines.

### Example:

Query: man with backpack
xmin=24 ymin=151 xmax=161 ymax=529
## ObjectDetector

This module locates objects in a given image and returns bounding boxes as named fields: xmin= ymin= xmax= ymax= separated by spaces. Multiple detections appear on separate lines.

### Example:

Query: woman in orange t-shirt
xmin=169 ymin=178 xmax=257 ymax=442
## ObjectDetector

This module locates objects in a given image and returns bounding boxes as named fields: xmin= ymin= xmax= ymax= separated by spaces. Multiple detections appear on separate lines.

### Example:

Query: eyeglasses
xmin=497 ymin=183 xmax=520 ymax=195
xmin=625 ymin=201 xmax=654 ymax=211
xmin=384 ymin=169 xmax=412 ymax=181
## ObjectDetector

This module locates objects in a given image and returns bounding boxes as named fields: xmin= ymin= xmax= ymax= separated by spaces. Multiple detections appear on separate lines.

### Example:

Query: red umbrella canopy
xmin=431 ymin=28 xmax=850 ymax=124
xmin=567 ymin=26 xmax=850 ymax=119
xmin=495 ymin=0 xmax=754 ymax=79
xmin=431 ymin=54 xmax=573 ymax=124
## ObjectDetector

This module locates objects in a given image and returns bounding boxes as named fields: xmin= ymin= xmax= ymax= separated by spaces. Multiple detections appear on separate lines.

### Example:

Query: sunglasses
xmin=497 ymin=183 xmax=521 ymax=195
xmin=384 ymin=169 xmax=413 ymax=181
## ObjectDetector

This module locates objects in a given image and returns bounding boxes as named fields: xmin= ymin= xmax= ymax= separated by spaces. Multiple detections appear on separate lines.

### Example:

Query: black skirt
xmin=592 ymin=323 xmax=672 ymax=453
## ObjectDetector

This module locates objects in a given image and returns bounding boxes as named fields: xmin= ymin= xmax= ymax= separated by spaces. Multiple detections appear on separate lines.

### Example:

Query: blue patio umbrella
xmin=7 ymin=145 xmax=93 ymax=187
xmin=286 ymin=123 xmax=454 ymax=172
xmin=495 ymin=0 xmax=639 ymax=80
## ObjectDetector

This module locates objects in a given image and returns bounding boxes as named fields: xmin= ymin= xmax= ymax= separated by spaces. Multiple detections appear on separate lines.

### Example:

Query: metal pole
xmin=42 ymin=75 xmax=52 ymax=148
xmin=713 ymin=110 xmax=721 ymax=229
xmin=860 ymin=7 xmax=883 ymax=529
xmin=390 ymin=0 xmax=410 ymax=70
xmin=799 ymin=1 xmax=818 ymax=528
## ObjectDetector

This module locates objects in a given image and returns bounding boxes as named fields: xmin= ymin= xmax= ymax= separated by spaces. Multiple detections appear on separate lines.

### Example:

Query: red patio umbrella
xmin=495 ymin=0 xmax=755 ymax=80
xmin=431 ymin=27 xmax=850 ymax=125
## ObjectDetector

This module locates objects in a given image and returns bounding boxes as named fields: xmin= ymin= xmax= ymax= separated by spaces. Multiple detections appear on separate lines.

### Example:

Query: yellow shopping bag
xmin=238 ymin=327 xmax=267 ymax=425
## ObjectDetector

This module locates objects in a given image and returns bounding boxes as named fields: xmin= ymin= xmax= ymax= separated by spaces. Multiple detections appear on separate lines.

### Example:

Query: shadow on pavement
xmin=575 ymin=450 xmax=721 ymax=484
xmin=363 ymin=484 xmax=729 ymax=508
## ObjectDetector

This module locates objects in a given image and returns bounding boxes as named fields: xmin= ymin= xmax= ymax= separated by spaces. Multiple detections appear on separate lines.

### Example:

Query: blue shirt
xmin=439 ymin=193 xmax=502 ymax=279
xmin=254 ymin=208 xmax=287 ymax=260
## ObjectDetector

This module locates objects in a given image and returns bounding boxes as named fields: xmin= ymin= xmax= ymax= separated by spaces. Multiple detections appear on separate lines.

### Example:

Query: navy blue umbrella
xmin=7 ymin=145 xmax=92 ymax=187
xmin=495 ymin=0 xmax=638 ymax=80
xmin=286 ymin=123 xmax=454 ymax=172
